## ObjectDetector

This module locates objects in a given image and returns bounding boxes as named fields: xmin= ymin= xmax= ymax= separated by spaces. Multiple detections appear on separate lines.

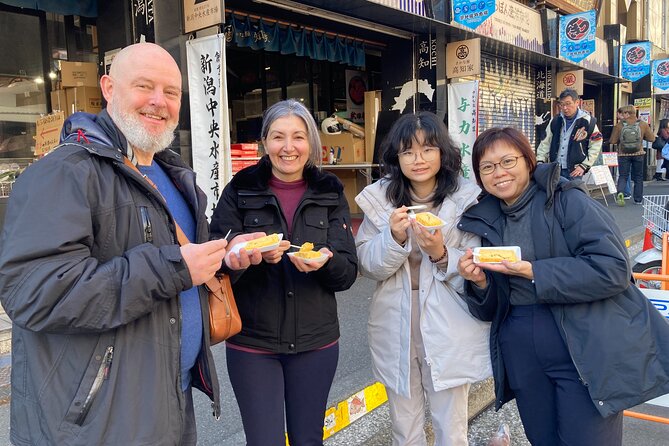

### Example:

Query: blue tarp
xmin=225 ymin=15 xmax=365 ymax=68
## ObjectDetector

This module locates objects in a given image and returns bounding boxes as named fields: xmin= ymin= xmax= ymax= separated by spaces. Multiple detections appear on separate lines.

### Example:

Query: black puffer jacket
xmin=458 ymin=163 xmax=669 ymax=417
xmin=210 ymin=156 xmax=358 ymax=353
xmin=0 ymin=111 xmax=219 ymax=446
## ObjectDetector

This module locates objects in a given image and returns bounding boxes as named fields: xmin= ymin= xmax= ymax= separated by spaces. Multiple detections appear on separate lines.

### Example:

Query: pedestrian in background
xmin=653 ymin=118 xmax=669 ymax=180
xmin=609 ymin=104 xmax=655 ymax=206
xmin=613 ymin=107 xmax=634 ymax=197
xmin=457 ymin=127 xmax=669 ymax=446
xmin=536 ymin=88 xmax=602 ymax=179
xmin=210 ymin=99 xmax=358 ymax=446
xmin=355 ymin=112 xmax=491 ymax=446
xmin=0 ymin=43 xmax=259 ymax=445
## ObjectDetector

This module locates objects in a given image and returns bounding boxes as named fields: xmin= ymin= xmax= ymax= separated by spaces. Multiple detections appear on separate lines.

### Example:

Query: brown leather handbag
xmin=204 ymin=273 xmax=241 ymax=344
xmin=123 ymin=157 xmax=241 ymax=345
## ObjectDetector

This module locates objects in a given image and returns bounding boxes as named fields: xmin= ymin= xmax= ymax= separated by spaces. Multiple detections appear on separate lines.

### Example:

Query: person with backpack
xmin=536 ymin=88 xmax=603 ymax=179
xmin=609 ymin=105 xmax=655 ymax=206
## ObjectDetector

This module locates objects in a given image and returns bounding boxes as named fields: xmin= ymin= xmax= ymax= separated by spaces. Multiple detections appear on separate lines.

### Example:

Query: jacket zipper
xmin=558 ymin=309 xmax=587 ymax=387
xmin=75 ymin=346 xmax=114 ymax=426
xmin=140 ymin=206 xmax=153 ymax=243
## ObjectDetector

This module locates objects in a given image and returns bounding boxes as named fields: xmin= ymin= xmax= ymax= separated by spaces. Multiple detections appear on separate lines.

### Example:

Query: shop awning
xmin=289 ymin=0 xmax=628 ymax=85
xmin=0 ymin=0 xmax=96 ymax=17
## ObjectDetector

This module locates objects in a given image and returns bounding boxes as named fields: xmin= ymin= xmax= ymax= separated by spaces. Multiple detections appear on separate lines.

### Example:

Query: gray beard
xmin=109 ymin=106 xmax=177 ymax=155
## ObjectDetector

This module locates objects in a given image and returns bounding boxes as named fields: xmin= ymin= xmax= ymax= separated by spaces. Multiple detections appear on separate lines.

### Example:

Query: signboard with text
xmin=446 ymin=38 xmax=481 ymax=79
xmin=447 ymin=81 xmax=479 ymax=179
xmin=559 ymin=10 xmax=596 ymax=63
xmin=187 ymin=35 xmax=230 ymax=218
xmin=34 ymin=112 xmax=65 ymax=156
xmin=452 ymin=0 xmax=496 ymax=30
xmin=652 ymin=59 xmax=669 ymax=91
xmin=621 ymin=42 xmax=651 ymax=82
xmin=184 ymin=0 xmax=222 ymax=34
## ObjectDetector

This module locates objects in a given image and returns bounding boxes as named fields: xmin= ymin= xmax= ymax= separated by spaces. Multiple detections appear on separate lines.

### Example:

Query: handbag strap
xmin=123 ymin=156 xmax=226 ymax=292
xmin=122 ymin=156 xmax=191 ymax=246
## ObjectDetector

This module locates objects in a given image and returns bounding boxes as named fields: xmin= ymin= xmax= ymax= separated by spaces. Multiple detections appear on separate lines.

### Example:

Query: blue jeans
xmin=616 ymin=155 xmax=644 ymax=202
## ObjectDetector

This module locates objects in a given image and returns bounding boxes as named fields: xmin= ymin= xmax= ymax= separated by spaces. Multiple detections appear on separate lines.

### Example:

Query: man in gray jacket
xmin=0 ymin=43 xmax=257 ymax=445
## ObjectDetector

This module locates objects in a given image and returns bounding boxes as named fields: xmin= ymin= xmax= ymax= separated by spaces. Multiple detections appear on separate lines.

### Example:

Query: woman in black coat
xmin=457 ymin=127 xmax=669 ymax=446
xmin=210 ymin=99 xmax=358 ymax=446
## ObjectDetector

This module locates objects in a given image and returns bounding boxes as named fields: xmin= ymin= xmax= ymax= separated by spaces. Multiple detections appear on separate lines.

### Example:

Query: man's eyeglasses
xmin=558 ymin=101 xmax=576 ymax=108
xmin=398 ymin=147 xmax=439 ymax=163
xmin=479 ymin=155 xmax=525 ymax=175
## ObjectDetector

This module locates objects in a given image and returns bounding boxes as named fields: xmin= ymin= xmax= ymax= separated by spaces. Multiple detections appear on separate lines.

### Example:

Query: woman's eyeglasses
xmin=398 ymin=147 xmax=439 ymax=163
xmin=479 ymin=155 xmax=524 ymax=175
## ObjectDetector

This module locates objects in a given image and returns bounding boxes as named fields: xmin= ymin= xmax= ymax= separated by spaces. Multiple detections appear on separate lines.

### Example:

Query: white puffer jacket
xmin=355 ymin=177 xmax=492 ymax=397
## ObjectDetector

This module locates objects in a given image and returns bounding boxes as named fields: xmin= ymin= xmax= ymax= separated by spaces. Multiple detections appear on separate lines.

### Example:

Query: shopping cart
xmin=635 ymin=195 xmax=669 ymax=288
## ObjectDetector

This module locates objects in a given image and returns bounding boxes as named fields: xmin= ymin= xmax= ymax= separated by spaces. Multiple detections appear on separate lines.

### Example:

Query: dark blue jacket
xmin=458 ymin=162 xmax=669 ymax=416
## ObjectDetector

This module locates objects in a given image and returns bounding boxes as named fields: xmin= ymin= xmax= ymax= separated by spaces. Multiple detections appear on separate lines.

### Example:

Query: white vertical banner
xmin=448 ymin=81 xmax=479 ymax=180
xmin=187 ymin=34 xmax=231 ymax=219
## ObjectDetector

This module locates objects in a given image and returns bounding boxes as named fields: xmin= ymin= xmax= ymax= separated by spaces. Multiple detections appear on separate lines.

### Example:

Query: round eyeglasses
xmin=479 ymin=155 xmax=524 ymax=175
xmin=398 ymin=147 xmax=439 ymax=163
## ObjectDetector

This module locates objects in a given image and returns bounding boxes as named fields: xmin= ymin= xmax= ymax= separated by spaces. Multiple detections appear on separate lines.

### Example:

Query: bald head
xmin=108 ymin=43 xmax=181 ymax=83
xmin=100 ymin=43 xmax=183 ymax=160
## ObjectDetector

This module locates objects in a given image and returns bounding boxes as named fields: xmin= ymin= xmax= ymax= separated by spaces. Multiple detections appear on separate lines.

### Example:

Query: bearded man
xmin=0 ymin=43 xmax=260 ymax=445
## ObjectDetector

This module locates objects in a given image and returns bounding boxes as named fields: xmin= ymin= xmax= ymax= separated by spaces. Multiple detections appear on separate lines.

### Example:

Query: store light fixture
xmin=48 ymin=71 xmax=57 ymax=80
xmin=251 ymin=0 xmax=413 ymax=40
xmin=34 ymin=77 xmax=44 ymax=84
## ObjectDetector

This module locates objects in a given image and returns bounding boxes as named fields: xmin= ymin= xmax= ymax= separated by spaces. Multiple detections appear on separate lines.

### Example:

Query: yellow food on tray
xmin=299 ymin=242 xmax=314 ymax=252
xmin=245 ymin=233 xmax=280 ymax=250
xmin=477 ymin=248 xmax=518 ymax=263
xmin=294 ymin=242 xmax=320 ymax=259
xmin=415 ymin=212 xmax=442 ymax=226
xmin=293 ymin=250 xmax=322 ymax=259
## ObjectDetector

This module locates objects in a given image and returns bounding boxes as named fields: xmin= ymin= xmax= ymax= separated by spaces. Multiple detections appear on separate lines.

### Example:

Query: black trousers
xmin=499 ymin=304 xmax=623 ymax=446
xmin=226 ymin=343 xmax=339 ymax=446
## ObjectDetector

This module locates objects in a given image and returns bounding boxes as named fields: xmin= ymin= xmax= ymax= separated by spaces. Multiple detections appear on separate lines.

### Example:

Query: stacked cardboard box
xmin=51 ymin=61 xmax=102 ymax=116
xmin=230 ymin=143 xmax=259 ymax=174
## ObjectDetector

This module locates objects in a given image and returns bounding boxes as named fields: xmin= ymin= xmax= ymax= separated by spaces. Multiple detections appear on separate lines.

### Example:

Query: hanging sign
xmin=448 ymin=81 xmax=479 ymax=179
xmin=555 ymin=70 xmax=584 ymax=96
xmin=652 ymin=59 xmax=669 ymax=91
xmin=446 ymin=38 xmax=481 ymax=79
xmin=559 ymin=10 xmax=596 ymax=63
xmin=187 ymin=34 xmax=230 ymax=218
xmin=452 ymin=0 xmax=496 ymax=30
xmin=621 ymin=42 xmax=651 ymax=82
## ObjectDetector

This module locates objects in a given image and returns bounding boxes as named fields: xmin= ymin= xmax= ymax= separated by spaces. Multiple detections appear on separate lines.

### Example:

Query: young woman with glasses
xmin=457 ymin=127 xmax=669 ymax=445
xmin=355 ymin=112 xmax=491 ymax=446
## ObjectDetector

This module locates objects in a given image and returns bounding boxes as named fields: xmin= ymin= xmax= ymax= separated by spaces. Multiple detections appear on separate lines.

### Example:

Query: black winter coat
xmin=0 ymin=111 xmax=220 ymax=445
xmin=210 ymin=156 xmax=358 ymax=353
xmin=458 ymin=163 xmax=669 ymax=417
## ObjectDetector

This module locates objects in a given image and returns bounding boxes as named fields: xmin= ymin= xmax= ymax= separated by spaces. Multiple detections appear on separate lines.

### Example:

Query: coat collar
xmin=230 ymin=155 xmax=342 ymax=195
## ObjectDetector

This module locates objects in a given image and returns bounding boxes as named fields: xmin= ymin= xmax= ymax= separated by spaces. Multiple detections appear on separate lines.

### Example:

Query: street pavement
xmin=0 ymin=179 xmax=667 ymax=444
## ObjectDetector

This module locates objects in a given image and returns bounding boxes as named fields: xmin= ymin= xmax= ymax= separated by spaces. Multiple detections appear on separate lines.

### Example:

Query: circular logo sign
xmin=626 ymin=46 xmax=646 ymax=65
xmin=565 ymin=17 xmax=590 ymax=41
xmin=563 ymin=73 xmax=577 ymax=86
xmin=658 ymin=61 xmax=669 ymax=77
xmin=456 ymin=45 xmax=469 ymax=60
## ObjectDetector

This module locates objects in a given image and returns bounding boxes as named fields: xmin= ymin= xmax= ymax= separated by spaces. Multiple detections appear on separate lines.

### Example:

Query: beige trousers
xmin=385 ymin=290 xmax=470 ymax=446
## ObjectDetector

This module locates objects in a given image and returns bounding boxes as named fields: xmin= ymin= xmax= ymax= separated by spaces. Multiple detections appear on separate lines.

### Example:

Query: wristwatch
xmin=577 ymin=163 xmax=590 ymax=172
